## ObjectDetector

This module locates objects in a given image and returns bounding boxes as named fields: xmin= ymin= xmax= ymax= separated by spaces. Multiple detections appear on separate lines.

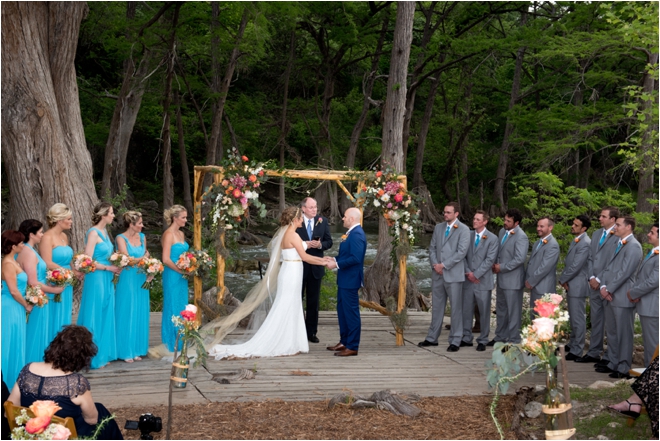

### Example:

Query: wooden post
xmin=396 ymin=176 xmax=408 ymax=346
xmin=212 ymin=173 xmax=227 ymax=305
xmin=193 ymin=168 xmax=204 ymax=326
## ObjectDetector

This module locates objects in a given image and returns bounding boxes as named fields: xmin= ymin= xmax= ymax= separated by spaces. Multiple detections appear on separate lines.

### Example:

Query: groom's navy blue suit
xmin=335 ymin=225 xmax=367 ymax=351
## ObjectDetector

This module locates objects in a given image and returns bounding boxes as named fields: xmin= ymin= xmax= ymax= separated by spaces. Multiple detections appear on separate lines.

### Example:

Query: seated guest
xmin=8 ymin=325 xmax=123 ymax=439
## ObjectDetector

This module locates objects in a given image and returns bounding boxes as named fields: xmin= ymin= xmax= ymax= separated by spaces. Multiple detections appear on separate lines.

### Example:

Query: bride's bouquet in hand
xmin=45 ymin=268 xmax=75 ymax=302
xmin=109 ymin=252 xmax=131 ymax=285
xmin=176 ymin=249 xmax=214 ymax=279
xmin=137 ymin=257 xmax=164 ymax=289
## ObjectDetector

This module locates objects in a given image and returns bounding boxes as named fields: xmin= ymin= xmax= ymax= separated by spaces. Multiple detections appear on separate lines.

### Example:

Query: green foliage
xmin=320 ymin=270 xmax=338 ymax=311
xmin=101 ymin=184 xmax=129 ymax=214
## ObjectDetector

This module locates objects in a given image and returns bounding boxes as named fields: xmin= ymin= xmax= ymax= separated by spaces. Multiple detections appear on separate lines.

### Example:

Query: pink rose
xmin=394 ymin=194 xmax=403 ymax=203
xmin=51 ymin=424 xmax=72 ymax=440
xmin=387 ymin=203 xmax=392 ymax=208
xmin=532 ymin=317 xmax=555 ymax=341
xmin=25 ymin=416 xmax=51 ymax=434
xmin=534 ymin=301 xmax=557 ymax=318
xmin=181 ymin=310 xmax=195 ymax=321
xmin=549 ymin=294 xmax=563 ymax=305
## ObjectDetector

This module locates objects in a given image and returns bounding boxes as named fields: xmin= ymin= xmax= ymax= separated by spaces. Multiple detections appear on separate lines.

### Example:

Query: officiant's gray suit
xmin=586 ymin=227 xmax=618 ymax=360
xmin=559 ymin=233 xmax=592 ymax=357
xmin=526 ymin=235 xmax=560 ymax=320
xmin=462 ymin=229 xmax=499 ymax=345
xmin=494 ymin=225 xmax=529 ymax=344
xmin=426 ymin=220 xmax=470 ymax=346
xmin=630 ymin=249 xmax=659 ymax=366
xmin=599 ymin=236 xmax=642 ymax=375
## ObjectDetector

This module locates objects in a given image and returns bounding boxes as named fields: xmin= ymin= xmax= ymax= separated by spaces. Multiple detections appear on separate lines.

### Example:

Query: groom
xmin=325 ymin=207 xmax=367 ymax=357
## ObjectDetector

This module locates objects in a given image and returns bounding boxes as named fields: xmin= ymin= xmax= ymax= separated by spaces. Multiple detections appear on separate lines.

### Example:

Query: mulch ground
xmin=112 ymin=395 xmax=517 ymax=440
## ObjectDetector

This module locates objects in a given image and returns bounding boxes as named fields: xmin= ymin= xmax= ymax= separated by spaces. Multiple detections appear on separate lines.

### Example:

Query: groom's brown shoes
xmin=334 ymin=349 xmax=358 ymax=357
xmin=327 ymin=343 xmax=346 ymax=351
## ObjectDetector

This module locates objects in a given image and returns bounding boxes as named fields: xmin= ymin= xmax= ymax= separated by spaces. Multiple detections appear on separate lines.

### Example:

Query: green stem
xmin=490 ymin=360 xmax=546 ymax=440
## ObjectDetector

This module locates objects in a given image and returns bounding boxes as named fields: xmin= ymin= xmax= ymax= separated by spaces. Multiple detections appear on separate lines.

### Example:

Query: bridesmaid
xmin=16 ymin=220 xmax=65 ymax=364
xmin=78 ymin=202 xmax=120 ymax=369
xmin=115 ymin=211 xmax=150 ymax=363
xmin=40 ymin=203 xmax=76 ymax=342
xmin=1 ymin=230 xmax=31 ymax=389
xmin=161 ymin=204 xmax=189 ymax=352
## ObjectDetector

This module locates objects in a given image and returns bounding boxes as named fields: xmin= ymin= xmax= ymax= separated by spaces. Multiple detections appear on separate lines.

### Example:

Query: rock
xmin=597 ymin=435 xmax=609 ymax=440
xmin=569 ymin=384 xmax=581 ymax=389
xmin=607 ymin=422 xmax=621 ymax=428
xmin=614 ymin=378 xmax=636 ymax=385
xmin=534 ymin=384 xmax=546 ymax=393
xmin=351 ymin=400 xmax=376 ymax=409
xmin=588 ymin=381 xmax=615 ymax=389
xmin=524 ymin=401 xmax=543 ymax=419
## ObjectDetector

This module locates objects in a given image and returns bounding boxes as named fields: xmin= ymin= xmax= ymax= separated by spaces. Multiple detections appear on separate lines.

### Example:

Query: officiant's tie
xmin=307 ymin=219 xmax=313 ymax=239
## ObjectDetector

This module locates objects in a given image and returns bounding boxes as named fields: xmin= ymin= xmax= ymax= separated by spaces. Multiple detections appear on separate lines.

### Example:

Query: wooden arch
xmin=192 ymin=166 xmax=409 ymax=345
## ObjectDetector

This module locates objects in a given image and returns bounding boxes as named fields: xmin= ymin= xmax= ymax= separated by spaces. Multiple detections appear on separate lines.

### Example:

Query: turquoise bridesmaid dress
xmin=49 ymin=245 xmax=74 ymax=342
xmin=24 ymin=244 xmax=51 ymax=364
xmin=114 ymin=233 xmax=149 ymax=359
xmin=78 ymin=228 xmax=117 ymax=369
xmin=161 ymin=241 xmax=189 ymax=352
xmin=1 ymin=272 xmax=28 ymax=389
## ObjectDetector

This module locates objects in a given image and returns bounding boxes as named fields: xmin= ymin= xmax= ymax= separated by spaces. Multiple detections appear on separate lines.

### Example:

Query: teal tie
xmin=536 ymin=241 xmax=542 ymax=251
xmin=599 ymin=231 xmax=607 ymax=248
xmin=445 ymin=225 xmax=451 ymax=238
xmin=501 ymin=231 xmax=509 ymax=245
xmin=615 ymin=240 xmax=622 ymax=254
xmin=645 ymin=250 xmax=653 ymax=260
xmin=475 ymin=234 xmax=481 ymax=248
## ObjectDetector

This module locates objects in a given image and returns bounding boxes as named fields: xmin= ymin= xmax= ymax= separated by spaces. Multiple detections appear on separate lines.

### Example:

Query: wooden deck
xmin=85 ymin=311 xmax=629 ymax=408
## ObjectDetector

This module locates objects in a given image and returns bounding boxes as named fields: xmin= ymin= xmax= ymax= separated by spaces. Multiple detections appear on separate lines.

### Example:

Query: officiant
xmin=296 ymin=197 xmax=333 ymax=343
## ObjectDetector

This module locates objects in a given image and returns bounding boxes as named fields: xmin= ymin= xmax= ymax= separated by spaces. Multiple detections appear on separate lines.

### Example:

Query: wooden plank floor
xmin=83 ymin=311 xmax=633 ymax=408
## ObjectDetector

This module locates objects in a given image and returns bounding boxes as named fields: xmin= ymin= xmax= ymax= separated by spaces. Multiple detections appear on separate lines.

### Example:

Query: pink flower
xmin=394 ymin=193 xmax=403 ymax=203
xmin=185 ymin=304 xmax=197 ymax=314
xmin=232 ymin=189 xmax=242 ymax=198
xmin=253 ymin=182 xmax=260 ymax=188
xmin=51 ymin=424 xmax=72 ymax=440
xmin=534 ymin=301 xmax=557 ymax=318
xmin=25 ymin=416 xmax=51 ymax=434
xmin=549 ymin=294 xmax=563 ymax=305
xmin=241 ymin=155 xmax=249 ymax=162
xmin=240 ymin=197 xmax=248 ymax=205
xmin=387 ymin=203 xmax=392 ymax=208
xmin=181 ymin=310 xmax=195 ymax=321
xmin=532 ymin=317 xmax=555 ymax=341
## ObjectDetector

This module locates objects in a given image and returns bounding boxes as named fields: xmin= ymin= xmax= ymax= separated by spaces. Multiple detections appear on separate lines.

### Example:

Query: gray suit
xmin=559 ymin=233 xmax=592 ymax=356
xmin=599 ymin=235 xmax=643 ymax=374
xmin=586 ymin=227 xmax=619 ymax=360
xmin=630 ymin=249 xmax=659 ymax=366
xmin=462 ymin=229 xmax=499 ymax=345
xmin=426 ymin=219 xmax=470 ymax=346
xmin=494 ymin=225 xmax=529 ymax=343
xmin=526 ymin=235 xmax=560 ymax=320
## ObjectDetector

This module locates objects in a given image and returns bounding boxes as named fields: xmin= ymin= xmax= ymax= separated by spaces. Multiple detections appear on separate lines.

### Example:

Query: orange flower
xmin=376 ymin=171 xmax=383 ymax=177
xmin=248 ymin=174 xmax=257 ymax=182
xmin=232 ymin=189 xmax=242 ymax=198
xmin=542 ymin=239 xmax=548 ymax=244
xmin=655 ymin=249 xmax=659 ymax=255
xmin=453 ymin=224 xmax=458 ymax=229
xmin=30 ymin=400 xmax=61 ymax=418
xmin=377 ymin=189 xmax=385 ymax=197
xmin=241 ymin=155 xmax=249 ymax=162
xmin=341 ymin=234 xmax=348 ymax=241
xmin=221 ymin=179 xmax=229 ymax=187
xmin=622 ymin=239 xmax=627 ymax=245
xmin=25 ymin=416 xmax=52 ymax=434
xmin=574 ymin=237 xmax=580 ymax=243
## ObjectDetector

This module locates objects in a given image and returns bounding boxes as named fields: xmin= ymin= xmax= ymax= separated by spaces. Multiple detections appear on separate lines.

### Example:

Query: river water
xmin=225 ymin=221 xmax=433 ymax=300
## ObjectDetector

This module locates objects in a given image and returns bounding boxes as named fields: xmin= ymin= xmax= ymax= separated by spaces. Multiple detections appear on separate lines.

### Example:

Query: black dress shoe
xmin=565 ymin=352 xmax=578 ymax=361
xmin=486 ymin=340 xmax=497 ymax=347
xmin=308 ymin=335 xmax=320 ymax=343
xmin=575 ymin=355 xmax=600 ymax=363
xmin=609 ymin=371 xmax=631 ymax=379
xmin=565 ymin=345 xmax=571 ymax=353
xmin=595 ymin=365 xmax=614 ymax=374
xmin=460 ymin=341 xmax=473 ymax=347
xmin=418 ymin=340 xmax=438 ymax=347
xmin=447 ymin=344 xmax=459 ymax=352
xmin=594 ymin=359 xmax=610 ymax=367
xmin=476 ymin=343 xmax=486 ymax=352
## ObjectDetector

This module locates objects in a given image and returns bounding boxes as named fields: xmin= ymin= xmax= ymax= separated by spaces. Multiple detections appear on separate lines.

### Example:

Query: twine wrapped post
xmin=193 ymin=169 xmax=204 ymax=326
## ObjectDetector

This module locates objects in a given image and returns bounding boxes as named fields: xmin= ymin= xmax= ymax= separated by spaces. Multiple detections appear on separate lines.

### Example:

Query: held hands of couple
xmin=322 ymin=256 xmax=337 ymax=270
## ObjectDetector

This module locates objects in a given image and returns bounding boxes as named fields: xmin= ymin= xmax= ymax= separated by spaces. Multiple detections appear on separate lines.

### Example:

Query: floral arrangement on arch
xmin=352 ymin=167 xmax=421 ymax=249
xmin=206 ymin=149 xmax=270 ymax=233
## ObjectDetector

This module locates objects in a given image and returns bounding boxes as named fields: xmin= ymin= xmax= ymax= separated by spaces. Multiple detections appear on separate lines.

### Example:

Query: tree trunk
xmin=411 ymin=77 xmax=439 ymax=190
xmin=278 ymin=30 xmax=296 ymax=214
xmin=636 ymin=51 xmax=658 ymax=214
xmin=492 ymin=34 xmax=527 ymax=216
xmin=175 ymin=90 xmax=193 ymax=214
xmin=363 ymin=1 xmax=415 ymax=304
xmin=457 ymin=78 xmax=473 ymax=217
xmin=161 ymin=4 xmax=181 ymax=210
xmin=100 ymin=2 xmax=154 ymax=199
xmin=1 ymin=1 xmax=97 ymax=251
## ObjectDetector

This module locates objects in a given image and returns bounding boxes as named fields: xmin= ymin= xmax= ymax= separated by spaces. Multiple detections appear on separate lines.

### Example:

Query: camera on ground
xmin=124 ymin=413 xmax=162 ymax=440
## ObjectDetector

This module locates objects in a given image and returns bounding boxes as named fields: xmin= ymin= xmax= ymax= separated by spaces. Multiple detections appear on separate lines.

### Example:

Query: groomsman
xmin=419 ymin=202 xmax=470 ymax=352
xmin=559 ymin=215 xmax=592 ymax=361
xmin=490 ymin=208 xmax=529 ymax=345
xmin=296 ymin=197 xmax=333 ymax=343
xmin=596 ymin=216 xmax=643 ymax=378
xmin=576 ymin=206 xmax=620 ymax=364
xmin=525 ymin=217 xmax=560 ymax=320
xmin=461 ymin=210 xmax=499 ymax=351
xmin=628 ymin=223 xmax=659 ymax=367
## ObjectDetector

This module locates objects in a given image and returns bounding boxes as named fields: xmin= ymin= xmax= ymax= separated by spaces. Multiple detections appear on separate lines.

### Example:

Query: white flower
xmin=185 ymin=304 xmax=198 ymax=314
xmin=388 ymin=210 xmax=401 ymax=221
xmin=402 ymin=223 xmax=409 ymax=230
xmin=373 ymin=200 xmax=381 ymax=207
xmin=381 ymin=194 xmax=390 ymax=202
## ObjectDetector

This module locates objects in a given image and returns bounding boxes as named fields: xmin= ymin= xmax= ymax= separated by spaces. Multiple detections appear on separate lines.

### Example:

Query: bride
xmin=204 ymin=206 xmax=328 ymax=359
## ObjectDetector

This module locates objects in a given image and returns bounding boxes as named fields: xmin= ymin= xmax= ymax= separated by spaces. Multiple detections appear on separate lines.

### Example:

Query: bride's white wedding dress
xmin=208 ymin=244 xmax=309 ymax=360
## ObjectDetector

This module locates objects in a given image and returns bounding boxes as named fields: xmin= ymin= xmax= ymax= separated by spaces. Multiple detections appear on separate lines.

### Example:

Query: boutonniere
xmin=574 ymin=237 xmax=580 ymax=243
xmin=621 ymin=239 xmax=627 ymax=245
xmin=453 ymin=224 xmax=458 ymax=229
xmin=482 ymin=235 xmax=488 ymax=240
xmin=542 ymin=239 xmax=548 ymax=245
xmin=316 ymin=218 xmax=323 ymax=226
xmin=509 ymin=230 xmax=516 ymax=235
xmin=341 ymin=234 xmax=348 ymax=242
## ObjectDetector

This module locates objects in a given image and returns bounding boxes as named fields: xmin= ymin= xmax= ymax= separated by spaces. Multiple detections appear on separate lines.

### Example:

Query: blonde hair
xmin=164 ymin=205 xmax=187 ymax=227
xmin=123 ymin=211 xmax=142 ymax=229
xmin=47 ymin=203 xmax=72 ymax=228
xmin=91 ymin=202 xmax=113 ymax=225
xmin=280 ymin=206 xmax=301 ymax=226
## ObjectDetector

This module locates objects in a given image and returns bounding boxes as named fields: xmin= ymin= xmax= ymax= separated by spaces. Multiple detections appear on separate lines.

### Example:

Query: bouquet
xmin=109 ymin=252 xmax=131 ymax=284
xmin=10 ymin=400 xmax=71 ymax=440
xmin=72 ymin=253 xmax=96 ymax=274
xmin=136 ymin=257 xmax=164 ymax=289
xmin=45 ymin=268 xmax=75 ymax=303
xmin=25 ymin=285 xmax=48 ymax=323
xmin=175 ymin=249 xmax=214 ymax=279
xmin=520 ymin=293 xmax=570 ymax=367
xmin=171 ymin=304 xmax=207 ymax=367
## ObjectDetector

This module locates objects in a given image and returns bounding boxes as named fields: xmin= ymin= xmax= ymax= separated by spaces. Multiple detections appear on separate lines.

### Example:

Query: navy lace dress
xmin=16 ymin=364 xmax=123 ymax=439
